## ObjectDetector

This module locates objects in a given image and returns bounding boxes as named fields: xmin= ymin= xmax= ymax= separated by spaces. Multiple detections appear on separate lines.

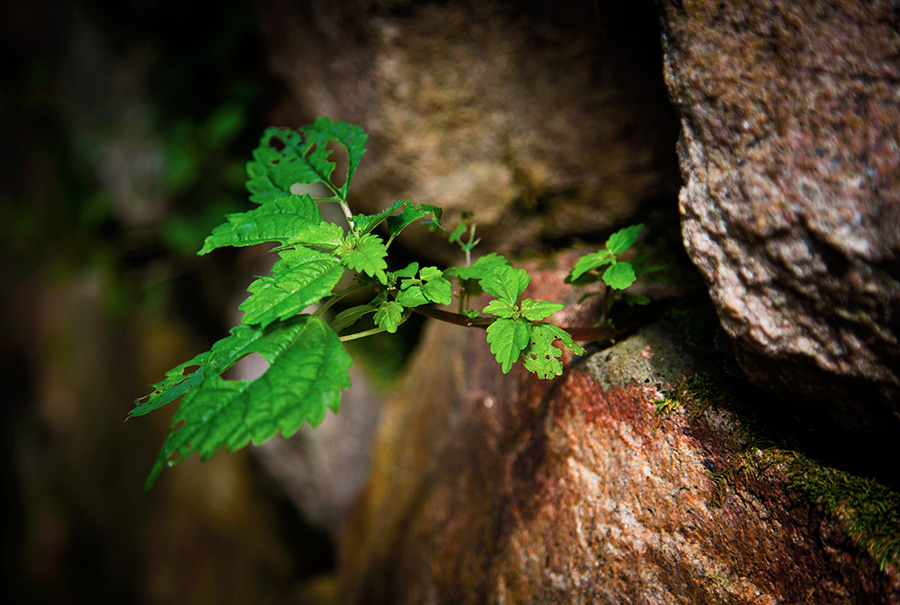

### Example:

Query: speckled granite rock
xmin=658 ymin=0 xmax=900 ymax=437
xmin=337 ymin=267 xmax=900 ymax=604
xmin=258 ymin=0 xmax=680 ymax=261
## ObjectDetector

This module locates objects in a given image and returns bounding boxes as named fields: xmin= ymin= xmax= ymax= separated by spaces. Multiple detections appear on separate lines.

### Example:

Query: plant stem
xmin=339 ymin=326 xmax=388 ymax=342
xmin=313 ymin=282 xmax=371 ymax=320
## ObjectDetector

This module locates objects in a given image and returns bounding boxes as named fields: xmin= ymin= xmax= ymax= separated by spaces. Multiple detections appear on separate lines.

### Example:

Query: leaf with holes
xmin=522 ymin=323 xmax=584 ymax=379
xmin=137 ymin=315 xmax=351 ymax=489
xmin=245 ymin=118 xmax=367 ymax=203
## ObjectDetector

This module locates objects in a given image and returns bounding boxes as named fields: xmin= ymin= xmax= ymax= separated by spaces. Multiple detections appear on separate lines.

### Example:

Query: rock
xmin=258 ymin=0 xmax=681 ymax=262
xmin=658 ymin=0 xmax=900 ymax=438
xmin=338 ymin=308 xmax=900 ymax=603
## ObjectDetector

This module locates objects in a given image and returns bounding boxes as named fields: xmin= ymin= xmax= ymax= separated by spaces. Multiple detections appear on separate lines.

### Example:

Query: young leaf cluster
xmin=566 ymin=223 xmax=657 ymax=324
xmin=130 ymin=118 xmax=581 ymax=489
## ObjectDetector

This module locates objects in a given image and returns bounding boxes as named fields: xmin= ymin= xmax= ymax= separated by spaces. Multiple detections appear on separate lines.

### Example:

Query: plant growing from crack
xmin=129 ymin=118 xmax=651 ymax=489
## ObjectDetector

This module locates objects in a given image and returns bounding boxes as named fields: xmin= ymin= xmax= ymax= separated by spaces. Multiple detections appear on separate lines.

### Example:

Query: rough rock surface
xmin=258 ymin=0 xmax=681 ymax=261
xmin=658 ymin=0 xmax=900 ymax=437
xmin=337 ymin=266 xmax=899 ymax=604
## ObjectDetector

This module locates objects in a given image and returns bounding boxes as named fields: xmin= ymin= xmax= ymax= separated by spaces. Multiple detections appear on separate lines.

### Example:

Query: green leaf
xmin=448 ymin=252 xmax=509 ymax=282
xmin=385 ymin=203 xmax=426 ymax=238
xmin=353 ymin=200 xmax=405 ymax=235
xmin=198 ymin=193 xmax=324 ymax=254
xmin=448 ymin=223 xmax=467 ymax=243
xmin=602 ymin=261 xmax=637 ymax=290
xmin=136 ymin=315 xmax=352 ymax=489
xmin=239 ymin=247 xmax=344 ymax=328
xmin=395 ymin=285 xmax=429 ymax=307
xmin=330 ymin=304 xmax=378 ymax=334
xmin=565 ymin=250 xmax=614 ymax=283
xmin=485 ymin=317 xmax=532 ymax=373
xmin=394 ymin=266 xmax=452 ymax=307
xmin=300 ymin=117 xmax=368 ymax=201
xmin=374 ymin=300 xmax=404 ymax=333
xmin=520 ymin=298 xmax=564 ymax=321
xmin=605 ymin=223 xmax=643 ymax=256
xmin=390 ymin=262 xmax=419 ymax=280
xmin=245 ymin=128 xmax=335 ymax=203
xmin=419 ymin=268 xmax=452 ymax=305
xmin=522 ymin=323 xmax=584 ymax=379
xmin=480 ymin=264 xmax=530 ymax=305
xmin=338 ymin=233 xmax=389 ymax=284
xmin=622 ymin=293 xmax=650 ymax=307
xmin=244 ymin=119 xmax=368 ymax=204
xmin=482 ymin=299 xmax=518 ymax=319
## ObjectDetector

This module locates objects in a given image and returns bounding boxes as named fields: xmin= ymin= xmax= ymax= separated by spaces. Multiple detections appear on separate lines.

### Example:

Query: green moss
xmin=655 ymin=372 xmax=900 ymax=570
xmin=653 ymin=371 xmax=733 ymax=423
xmin=778 ymin=450 xmax=900 ymax=571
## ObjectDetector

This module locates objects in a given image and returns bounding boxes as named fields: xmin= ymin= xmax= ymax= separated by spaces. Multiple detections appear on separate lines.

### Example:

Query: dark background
xmin=1 ymin=2 xmax=340 ymax=603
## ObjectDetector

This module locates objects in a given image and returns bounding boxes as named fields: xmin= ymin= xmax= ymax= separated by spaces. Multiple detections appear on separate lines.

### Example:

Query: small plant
xmin=130 ymin=118 xmax=652 ymax=489
xmin=565 ymin=223 xmax=658 ymax=325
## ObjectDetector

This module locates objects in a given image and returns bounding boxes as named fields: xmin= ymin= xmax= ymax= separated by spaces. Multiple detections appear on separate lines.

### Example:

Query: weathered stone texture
xmin=259 ymin=0 xmax=680 ymax=261
xmin=659 ymin=0 xmax=900 ymax=435
xmin=338 ymin=267 xmax=899 ymax=604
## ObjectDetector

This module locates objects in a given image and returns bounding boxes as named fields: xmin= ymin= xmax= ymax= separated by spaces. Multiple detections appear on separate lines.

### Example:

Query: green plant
xmin=131 ymin=118 xmax=652 ymax=489
xmin=565 ymin=223 xmax=658 ymax=325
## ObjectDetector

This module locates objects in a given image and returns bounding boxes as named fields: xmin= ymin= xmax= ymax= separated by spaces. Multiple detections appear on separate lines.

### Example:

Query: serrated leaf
xmin=330 ymin=304 xmax=378 ymax=333
xmin=199 ymin=194 xmax=324 ymax=254
xmin=605 ymin=223 xmax=643 ymax=256
xmin=374 ymin=300 xmax=404 ymax=333
xmin=239 ymin=247 xmax=344 ymax=328
xmin=520 ymin=298 xmax=564 ymax=321
xmin=421 ymin=274 xmax=452 ymax=305
xmin=386 ymin=203 xmax=427 ymax=237
xmin=522 ymin=323 xmax=584 ymax=379
xmin=566 ymin=250 xmax=614 ymax=283
xmin=338 ymin=233 xmax=388 ymax=284
xmin=244 ymin=119 xmax=368 ymax=204
xmin=419 ymin=204 xmax=445 ymax=233
xmin=602 ymin=261 xmax=637 ymax=290
xmin=353 ymin=200 xmax=405 ymax=235
xmin=448 ymin=252 xmax=510 ymax=282
xmin=485 ymin=317 xmax=532 ymax=373
xmin=246 ymin=128 xmax=335 ymax=203
xmin=395 ymin=285 xmax=429 ymax=307
xmin=480 ymin=264 xmax=530 ymax=305
xmin=137 ymin=315 xmax=352 ymax=489
xmin=483 ymin=299 xmax=518 ymax=319
xmin=300 ymin=117 xmax=368 ymax=201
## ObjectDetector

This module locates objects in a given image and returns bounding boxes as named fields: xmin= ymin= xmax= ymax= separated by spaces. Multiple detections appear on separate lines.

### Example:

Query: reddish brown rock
xmin=658 ymin=0 xmax=900 ymax=437
xmin=337 ymin=276 xmax=899 ymax=603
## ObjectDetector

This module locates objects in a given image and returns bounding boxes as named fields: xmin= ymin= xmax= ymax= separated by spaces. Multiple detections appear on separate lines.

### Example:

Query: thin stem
xmin=339 ymin=308 xmax=412 ymax=342
xmin=312 ymin=282 xmax=372 ymax=321
xmin=339 ymin=326 xmax=388 ymax=342
xmin=315 ymin=177 xmax=355 ymax=230
xmin=413 ymin=300 xmax=666 ymax=342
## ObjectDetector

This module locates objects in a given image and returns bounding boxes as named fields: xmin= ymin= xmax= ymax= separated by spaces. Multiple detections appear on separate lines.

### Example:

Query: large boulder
xmin=337 ymin=262 xmax=900 ymax=603
xmin=658 ymin=0 xmax=900 ymax=439
xmin=258 ymin=0 xmax=680 ymax=261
